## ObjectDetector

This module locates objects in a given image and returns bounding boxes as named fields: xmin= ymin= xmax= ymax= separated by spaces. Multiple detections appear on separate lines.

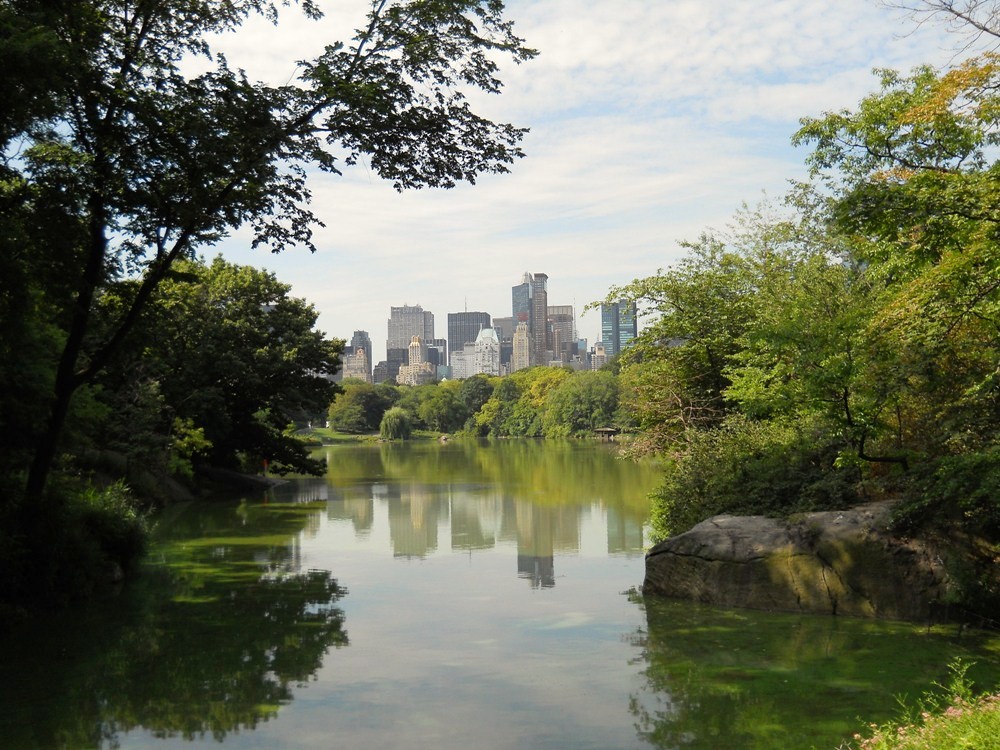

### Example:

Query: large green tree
xmin=96 ymin=256 xmax=340 ymax=475
xmin=1 ymin=0 xmax=534 ymax=502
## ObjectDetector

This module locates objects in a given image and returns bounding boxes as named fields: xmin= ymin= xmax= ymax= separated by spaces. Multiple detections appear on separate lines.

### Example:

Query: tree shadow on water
xmin=627 ymin=595 xmax=1000 ymax=750
xmin=0 ymin=500 xmax=348 ymax=749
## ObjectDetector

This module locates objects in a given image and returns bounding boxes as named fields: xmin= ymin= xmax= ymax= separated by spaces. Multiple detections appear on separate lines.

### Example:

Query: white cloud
xmin=207 ymin=0 xmax=968 ymax=361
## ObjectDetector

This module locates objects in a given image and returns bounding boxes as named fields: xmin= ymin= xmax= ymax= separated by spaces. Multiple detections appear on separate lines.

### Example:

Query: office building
xmin=387 ymin=304 xmax=434 ymax=350
xmin=530 ymin=273 xmax=548 ymax=366
xmin=474 ymin=328 xmax=501 ymax=376
xmin=548 ymin=305 xmax=575 ymax=363
xmin=511 ymin=321 xmax=530 ymax=373
xmin=447 ymin=311 xmax=491 ymax=366
xmin=600 ymin=300 xmax=638 ymax=358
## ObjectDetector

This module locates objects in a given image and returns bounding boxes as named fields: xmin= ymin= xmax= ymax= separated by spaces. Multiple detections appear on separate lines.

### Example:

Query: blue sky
xmin=204 ymin=0 xmax=965 ymax=363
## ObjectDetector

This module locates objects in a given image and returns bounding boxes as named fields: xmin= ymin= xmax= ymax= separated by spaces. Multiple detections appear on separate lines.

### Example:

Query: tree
xmin=95 ymin=256 xmax=340 ymax=475
xmin=327 ymin=381 xmax=398 ymax=433
xmin=884 ymin=1 xmax=1000 ymax=49
xmin=3 ymin=0 xmax=535 ymax=502
xmin=379 ymin=406 xmax=413 ymax=440
xmin=794 ymin=58 xmax=1000 ymax=460
xmin=418 ymin=381 xmax=469 ymax=432
xmin=542 ymin=370 xmax=619 ymax=437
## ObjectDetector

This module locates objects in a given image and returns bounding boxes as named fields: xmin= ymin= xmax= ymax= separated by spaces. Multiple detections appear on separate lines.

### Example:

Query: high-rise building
xmin=547 ymin=305 xmax=575 ymax=363
xmin=397 ymin=335 xmax=436 ymax=386
xmin=591 ymin=341 xmax=608 ymax=370
xmin=512 ymin=272 xmax=532 ymax=344
xmin=511 ymin=321 xmax=530 ymax=372
xmin=387 ymin=304 xmax=434 ymax=350
xmin=491 ymin=316 xmax=514 ymax=343
xmin=530 ymin=273 xmax=549 ymax=366
xmin=600 ymin=300 xmax=638 ymax=358
xmin=474 ymin=328 xmax=501 ymax=376
xmin=447 ymin=311 xmax=491 ymax=365
xmin=349 ymin=330 xmax=373 ymax=380
xmin=342 ymin=347 xmax=372 ymax=382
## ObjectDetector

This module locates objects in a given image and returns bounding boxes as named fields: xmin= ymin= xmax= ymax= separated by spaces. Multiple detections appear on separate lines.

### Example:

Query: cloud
xmin=206 ymin=0 xmax=965 ymax=361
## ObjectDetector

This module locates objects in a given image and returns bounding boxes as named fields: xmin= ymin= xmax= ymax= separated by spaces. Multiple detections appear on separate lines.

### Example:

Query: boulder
xmin=643 ymin=502 xmax=952 ymax=620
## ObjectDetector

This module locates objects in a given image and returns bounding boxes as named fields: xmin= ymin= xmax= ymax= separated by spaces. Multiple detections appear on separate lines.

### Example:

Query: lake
xmin=2 ymin=439 xmax=998 ymax=749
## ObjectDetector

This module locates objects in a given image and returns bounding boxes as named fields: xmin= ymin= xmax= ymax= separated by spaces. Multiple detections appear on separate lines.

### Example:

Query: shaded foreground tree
xmin=1 ymin=0 xmax=535 ymax=504
xmin=95 ymin=257 xmax=341 ymax=477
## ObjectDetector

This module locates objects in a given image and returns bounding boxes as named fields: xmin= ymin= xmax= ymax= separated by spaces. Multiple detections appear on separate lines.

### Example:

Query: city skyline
xmin=200 ymin=1 xmax=967 ymax=366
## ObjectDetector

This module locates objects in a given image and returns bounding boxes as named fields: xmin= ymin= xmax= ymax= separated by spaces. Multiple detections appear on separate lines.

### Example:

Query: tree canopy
xmin=1 ymin=0 xmax=535 ymax=501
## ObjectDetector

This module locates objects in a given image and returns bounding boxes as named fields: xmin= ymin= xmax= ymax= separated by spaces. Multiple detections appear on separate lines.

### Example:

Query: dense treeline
xmin=605 ymin=58 xmax=1000 ymax=613
xmin=327 ymin=367 xmax=624 ymax=439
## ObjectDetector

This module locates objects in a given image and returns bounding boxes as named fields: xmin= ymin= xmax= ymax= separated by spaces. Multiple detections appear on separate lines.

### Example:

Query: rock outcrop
xmin=644 ymin=502 xmax=951 ymax=620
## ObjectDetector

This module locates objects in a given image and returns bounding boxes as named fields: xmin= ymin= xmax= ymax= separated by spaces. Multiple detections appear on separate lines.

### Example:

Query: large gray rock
xmin=644 ymin=502 xmax=951 ymax=620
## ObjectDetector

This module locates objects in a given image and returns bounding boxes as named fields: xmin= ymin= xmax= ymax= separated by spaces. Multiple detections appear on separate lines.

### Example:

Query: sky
xmin=202 ymin=0 xmax=968 ymax=364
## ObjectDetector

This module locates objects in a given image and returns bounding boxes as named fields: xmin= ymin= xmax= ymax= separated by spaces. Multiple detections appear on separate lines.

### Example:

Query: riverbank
xmin=841 ymin=663 xmax=1000 ymax=750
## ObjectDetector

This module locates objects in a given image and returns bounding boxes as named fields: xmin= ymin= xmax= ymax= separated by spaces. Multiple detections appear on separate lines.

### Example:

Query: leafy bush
xmin=897 ymin=449 xmax=1000 ymax=537
xmin=0 ymin=479 xmax=150 ymax=615
xmin=649 ymin=416 xmax=860 ymax=541
xmin=379 ymin=407 xmax=413 ymax=440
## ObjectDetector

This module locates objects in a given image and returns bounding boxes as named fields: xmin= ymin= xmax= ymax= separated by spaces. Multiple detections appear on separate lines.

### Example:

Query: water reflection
xmin=629 ymin=596 xmax=1000 ymax=750
xmin=280 ymin=441 xmax=656 ymax=586
xmin=0 ymin=501 xmax=347 ymax=749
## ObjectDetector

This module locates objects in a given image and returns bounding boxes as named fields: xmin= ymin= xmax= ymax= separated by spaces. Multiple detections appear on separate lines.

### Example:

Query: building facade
xmin=600 ymin=300 xmax=638 ymax=358
xmin=511 ymin=321 xmax=530 ymax=373
xmin=473 ymin=328 xmax=501 ymax=376
xmin=447 ymin=311 xmax=491 ymax=366
xmin=387 ymin=304 xmax=434 ymax=350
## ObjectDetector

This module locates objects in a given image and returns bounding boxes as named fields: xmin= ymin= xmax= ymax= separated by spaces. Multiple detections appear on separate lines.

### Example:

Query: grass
xmin=299 ymin=426 xmax=450 ymax=443
xmin=841 ymin=661 xmax=1000 ymax=750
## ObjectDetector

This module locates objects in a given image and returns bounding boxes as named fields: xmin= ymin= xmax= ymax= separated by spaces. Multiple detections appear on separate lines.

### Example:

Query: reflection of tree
xmin=100 ymin=569 xmax=347 ymax=743
xmin=0 ymin=500 xmax=348 ymax=748
xmin=628 ymin=597 xmax=1000 ymax=750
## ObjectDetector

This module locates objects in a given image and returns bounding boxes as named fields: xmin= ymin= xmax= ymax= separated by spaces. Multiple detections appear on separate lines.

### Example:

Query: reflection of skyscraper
xmin=450 ymin=492 xmax=502 ymax=551
xmin=387 ymin=485 xmax=445 ymax=558
xmin=606 ymin=505 xmax=645 ymax=556
xmin=513 ymin=499 xmax=556 ymax=588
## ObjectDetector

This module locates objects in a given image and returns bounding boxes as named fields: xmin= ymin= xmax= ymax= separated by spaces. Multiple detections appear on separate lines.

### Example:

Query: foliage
xmin=472 ymin=367 xmax=572 ymax=436
xmin=417 ymin=380 xmax=470 ymax=432
xmin=648 ymin=415 xmax=860 ymax=541
xmin=618 ymin=62 xmax=1000 ymax=554
xmin=1 ymin=0 xmax=534 ymax=502
xmin=0 ymin=478 xmax=149 ymax=614
xmin=542 ymin=370 xmax=619 ymax=437
xmin=380 ymin=406 xmax=413 ymax=440
xmin=843 ymin=661 xmax=1000 ymax=750
xmin=328 ymin=380 xmax=399 ymax=433
xmin=94 ymin=256 xmax=339 ymax=475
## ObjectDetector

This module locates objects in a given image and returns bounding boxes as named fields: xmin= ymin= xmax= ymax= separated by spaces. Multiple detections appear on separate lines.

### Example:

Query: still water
xmin=2 ymin=440 xmax=999 ymax=750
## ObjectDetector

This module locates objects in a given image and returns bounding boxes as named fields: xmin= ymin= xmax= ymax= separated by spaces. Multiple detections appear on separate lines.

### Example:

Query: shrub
xmin=649 ymin=415 xmax=860 ymax=541
xmin=379 ymin=407 xmax=413 ymax=440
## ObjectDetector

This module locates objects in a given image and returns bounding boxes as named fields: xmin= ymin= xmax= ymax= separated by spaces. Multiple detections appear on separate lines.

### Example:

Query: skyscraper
xmin=349 ymin=330 xmax=373 ymax=380
xmin=512 ymin=272 xmax=532 ymax=332
xmin=387 ymin=305 xmax=434 ymax=381
xmin=600 ymin=300 xmax=638 ymax=358
xmin=547 ymin=305 xmax=575 ymax=363
xmin=511 ymin=321 xmax=530 ymax=372
xmin=530 ymin=273 xmax=548 ymax=366
xmin=447 ymin=311 xmax=491 ymax=366
xmin=387 ymin=305 xmax=434 ymax=350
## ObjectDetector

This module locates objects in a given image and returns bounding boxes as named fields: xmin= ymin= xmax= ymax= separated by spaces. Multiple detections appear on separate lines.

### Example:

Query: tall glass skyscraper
xmin=600 ymin=300 xmax=637 ymax=358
